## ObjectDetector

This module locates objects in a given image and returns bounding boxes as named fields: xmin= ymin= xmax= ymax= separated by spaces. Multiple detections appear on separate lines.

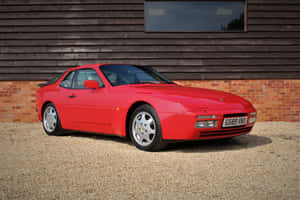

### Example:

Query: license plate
xmin=222 ymin=116 xmax=248 ymax=128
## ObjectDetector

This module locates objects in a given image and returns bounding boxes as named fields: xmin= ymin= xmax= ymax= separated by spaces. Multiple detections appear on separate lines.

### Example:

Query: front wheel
xmin=42 ymin=103 xmax=64 ymax=136
xmin=129 ymin=104 xmax=166 ymax=151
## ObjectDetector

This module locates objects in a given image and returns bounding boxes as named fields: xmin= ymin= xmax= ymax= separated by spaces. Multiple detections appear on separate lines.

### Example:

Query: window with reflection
xmin=74 ymin=69 xmax=104 ymax=89
xmin=59 ymin=71 xmax=75 ymax=88
xmin=145 ymin=1 xmax=245 ymax=32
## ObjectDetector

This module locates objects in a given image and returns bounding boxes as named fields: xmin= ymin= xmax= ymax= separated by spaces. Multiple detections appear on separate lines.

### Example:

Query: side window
xmin=74 ymin=69 xmax=104 ymax=89
xmin=59 ymin=71 xmax=75 ymax=88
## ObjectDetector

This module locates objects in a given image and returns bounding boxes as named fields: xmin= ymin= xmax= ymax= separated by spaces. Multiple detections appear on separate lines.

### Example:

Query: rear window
xmin=38 ymin=72 xmax=65 ymax=88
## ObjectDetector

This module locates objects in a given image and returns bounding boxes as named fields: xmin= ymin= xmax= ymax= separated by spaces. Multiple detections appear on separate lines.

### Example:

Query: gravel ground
xmin=0 ymin=122 xmax=299 ymax=200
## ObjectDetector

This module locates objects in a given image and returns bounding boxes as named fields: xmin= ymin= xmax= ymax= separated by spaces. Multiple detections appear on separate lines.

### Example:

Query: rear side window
xmin=73 ymin=69 xmax=104 ymax=89
xmin=59 ymin=71 xmax=75 ymax=88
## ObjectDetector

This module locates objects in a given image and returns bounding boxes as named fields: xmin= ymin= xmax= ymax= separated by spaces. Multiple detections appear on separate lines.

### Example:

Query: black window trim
xmin=144 ymin=0 xmax=247 ymax=33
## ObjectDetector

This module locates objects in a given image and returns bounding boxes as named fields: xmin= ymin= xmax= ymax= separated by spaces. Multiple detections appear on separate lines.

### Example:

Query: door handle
xmin=68 ymin=94 xmax=76 ymax=98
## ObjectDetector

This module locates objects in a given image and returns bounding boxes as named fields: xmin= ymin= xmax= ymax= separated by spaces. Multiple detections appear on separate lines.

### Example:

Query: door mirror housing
xmin=84 ymin=80 xmax=100 ymax=89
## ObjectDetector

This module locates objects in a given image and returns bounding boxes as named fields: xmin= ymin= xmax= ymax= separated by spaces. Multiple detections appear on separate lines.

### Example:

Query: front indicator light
xmin=195 ymin=120 xmax=218 ymax=128
xmin=249 ymin=112 xmax=257 ymax=124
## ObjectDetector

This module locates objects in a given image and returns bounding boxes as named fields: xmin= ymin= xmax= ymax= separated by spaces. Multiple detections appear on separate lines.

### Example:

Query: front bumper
xmin=160 ymin=111 xmax=255 ymax=140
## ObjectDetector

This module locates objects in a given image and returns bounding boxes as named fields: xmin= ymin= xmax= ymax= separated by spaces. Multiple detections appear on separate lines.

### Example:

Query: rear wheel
xmin=129 ymin=104 xmax=166 ymax=151
xmin=42 ymin=103 xmax=64 ymax=136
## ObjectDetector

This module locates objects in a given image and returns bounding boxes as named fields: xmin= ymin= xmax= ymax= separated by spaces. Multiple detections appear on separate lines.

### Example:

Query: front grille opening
xmin=200 ymin=127 xmax=252 ymax=138
xmin=223 ymin=113 xmax=247 ymax=118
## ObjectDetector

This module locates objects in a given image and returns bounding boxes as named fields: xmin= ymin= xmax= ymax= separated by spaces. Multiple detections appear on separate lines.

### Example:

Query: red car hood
xmin=130 ymin=84 xmax=254 ymax=112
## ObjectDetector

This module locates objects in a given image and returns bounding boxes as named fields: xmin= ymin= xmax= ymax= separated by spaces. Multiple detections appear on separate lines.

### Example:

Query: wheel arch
xmin=41 ymin=100 xmax=65 ymax=136
xmin=41 ymin=101 xmax=53 ymax=115
xmin=41 ymin=101 xmax=61 ymax=121
xmin=125 ymin=101 xmax=153 ymax=138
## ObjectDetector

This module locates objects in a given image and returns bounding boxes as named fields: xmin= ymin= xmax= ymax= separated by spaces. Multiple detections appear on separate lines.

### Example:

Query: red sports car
xmin=36 ymin=64 xmax=256 ymax=151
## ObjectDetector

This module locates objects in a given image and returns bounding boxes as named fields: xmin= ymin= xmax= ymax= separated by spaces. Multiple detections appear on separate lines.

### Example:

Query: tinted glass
xmin=100 ymin=65 xmax=173 ymax=86
xmin=59 ymin=71 xmax=75 ymax=88
xmin=74 ymin=69 xmax=104 ymax=89
xmin=145 ymin=1 xmax=244 ymax=32
xmin=51 ymin=72 xmax=64 ymax=83
xmin=39 ymin=72 xmax=65 ymax=88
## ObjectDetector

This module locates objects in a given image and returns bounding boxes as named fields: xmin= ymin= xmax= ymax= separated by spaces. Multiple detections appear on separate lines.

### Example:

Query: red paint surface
xmin=36 ymin=64 xmax=256 ymax=140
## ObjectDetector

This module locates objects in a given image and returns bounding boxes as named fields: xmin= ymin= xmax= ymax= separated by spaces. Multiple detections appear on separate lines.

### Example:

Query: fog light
xmin=195 ymin=120 xmax=218 ymax=128
xmin=196 ymin=115 xmax=218 ymax=119
xmin=249 ymin=112 xmax=256 ymax=124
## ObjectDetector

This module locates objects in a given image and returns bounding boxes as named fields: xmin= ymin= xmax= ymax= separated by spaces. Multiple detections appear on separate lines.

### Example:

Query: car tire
xmin=42 ymin=103 xmax=64 ymax=136
xmin=129 ymin=104 xmax=166 ymax=151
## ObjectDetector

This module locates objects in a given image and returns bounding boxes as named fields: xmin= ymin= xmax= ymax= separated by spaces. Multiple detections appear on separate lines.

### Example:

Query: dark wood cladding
xmin=0 ymin=0 xmax=300 ymax=80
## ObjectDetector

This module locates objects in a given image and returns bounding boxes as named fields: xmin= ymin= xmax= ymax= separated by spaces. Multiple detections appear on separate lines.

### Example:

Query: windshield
xmin=100 ymin=64 xmax=174 ymax=86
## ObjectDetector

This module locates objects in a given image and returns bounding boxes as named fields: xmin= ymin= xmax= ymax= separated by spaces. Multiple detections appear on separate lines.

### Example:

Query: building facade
xmin=0 ymin=0 xmax=299 ymax=122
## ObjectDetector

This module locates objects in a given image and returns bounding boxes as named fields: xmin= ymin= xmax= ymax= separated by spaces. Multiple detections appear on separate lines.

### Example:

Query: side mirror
xmin=84 ymin=80 xmax=100 ymax=89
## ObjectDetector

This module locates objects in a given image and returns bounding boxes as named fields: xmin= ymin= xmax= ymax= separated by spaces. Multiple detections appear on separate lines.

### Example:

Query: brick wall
xmin=0 ymin=80 xmax=299 ymax=122
xmin=0 ymin=81 xmax=42 ymax=122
